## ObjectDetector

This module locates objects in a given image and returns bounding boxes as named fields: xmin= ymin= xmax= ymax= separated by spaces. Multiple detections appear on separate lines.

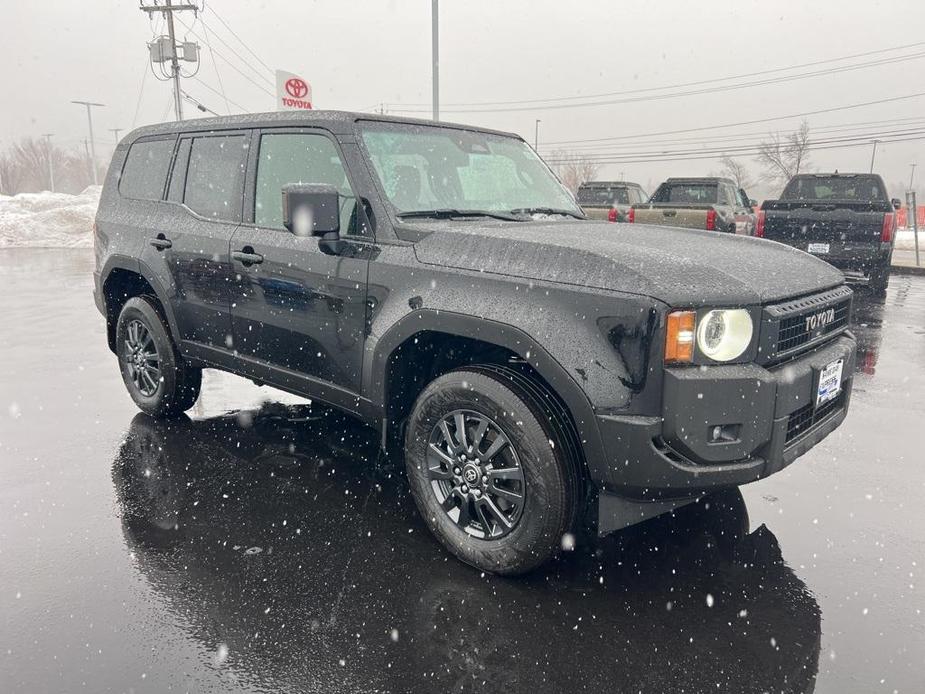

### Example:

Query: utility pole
xmin=140 ymin=1 xmax=199 ymax=122
xmin=534 ymin=119 xmax=541 ymax=151
xmin=910 ymin=163 xmax=918 ymax=190
xmin=71 ymin=100 xmax=105 ymax=185
xmin=109 ymin=128 xmax=122 ymax=145
xmin=41 ymin=133 xmax=55 ymax=193
xmin=868 ymin=140 xmax=879 ymax=173
xmin=431 ymin=0 xmax=439 ymax=121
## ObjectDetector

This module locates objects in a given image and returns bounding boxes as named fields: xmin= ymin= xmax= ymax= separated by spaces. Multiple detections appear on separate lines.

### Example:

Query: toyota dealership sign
xmin=276 ymin=70 xmax=312 ymax=110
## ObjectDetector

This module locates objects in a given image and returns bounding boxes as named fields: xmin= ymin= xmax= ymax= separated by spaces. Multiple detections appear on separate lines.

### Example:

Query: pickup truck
xmin=576 ymin=180 xmax=648 ymax=222
xmin=758 ymin=173 xmax=901 ymax=295
xmin=94 ymin=111 xmax=856 ymax=575
xmin=631 ymin=177 xmax=757 ymax=234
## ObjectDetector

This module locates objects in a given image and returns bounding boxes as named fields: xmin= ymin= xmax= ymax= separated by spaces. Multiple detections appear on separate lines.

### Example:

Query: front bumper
xmin=593 ymin=333 xmax=856 ymax=501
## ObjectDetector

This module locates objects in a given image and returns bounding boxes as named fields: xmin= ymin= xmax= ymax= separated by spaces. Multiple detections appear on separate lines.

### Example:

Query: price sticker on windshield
xmin=816 ymin=358 xmax=844 ymax=407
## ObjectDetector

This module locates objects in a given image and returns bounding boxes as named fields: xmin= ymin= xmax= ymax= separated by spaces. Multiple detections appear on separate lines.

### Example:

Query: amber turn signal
xmin=665 ymin=310 xmax=696 ymax=363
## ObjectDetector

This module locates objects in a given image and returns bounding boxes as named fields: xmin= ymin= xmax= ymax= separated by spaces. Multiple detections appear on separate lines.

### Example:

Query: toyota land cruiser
xmin=94 ymin=112 xmax=856 ymax=574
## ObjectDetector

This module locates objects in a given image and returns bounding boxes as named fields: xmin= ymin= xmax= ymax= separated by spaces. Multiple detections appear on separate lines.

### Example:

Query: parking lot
xmin=1 ymin=248 xmax=923 ymax=693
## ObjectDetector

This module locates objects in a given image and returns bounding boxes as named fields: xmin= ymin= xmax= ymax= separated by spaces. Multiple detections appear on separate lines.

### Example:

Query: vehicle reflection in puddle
xmin=851 ymin=289 xmax=886 ymax=377
xmin=113 ymin=405 xmax=821 ymax=693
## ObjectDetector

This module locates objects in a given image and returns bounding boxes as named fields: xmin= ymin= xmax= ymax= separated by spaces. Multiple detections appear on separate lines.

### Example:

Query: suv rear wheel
xmin=116 ymin=297 xmax=201 ymax=417
xmin=404 ymin=367 xmax=577 ymax=575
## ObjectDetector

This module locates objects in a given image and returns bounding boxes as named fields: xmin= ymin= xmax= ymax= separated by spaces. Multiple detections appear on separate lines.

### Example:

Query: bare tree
xmin=0 ymin=138 xmax=105 ymax=195
xmin=756 ymin=119 xmax=811 ymax=186
xmin=547 ymin=150 xmax=601 ymax=194
xmin=717 ymin=155 xmax=755 ymax=190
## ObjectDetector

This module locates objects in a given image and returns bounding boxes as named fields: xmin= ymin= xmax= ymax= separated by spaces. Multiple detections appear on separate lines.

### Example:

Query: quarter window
xmin=120 ymin=138 xmax=175 ymax=201
xmin=183 ymin=135 xmax=248 ymax=221
xmin=254 ymin=133 xmax=359 ymax=234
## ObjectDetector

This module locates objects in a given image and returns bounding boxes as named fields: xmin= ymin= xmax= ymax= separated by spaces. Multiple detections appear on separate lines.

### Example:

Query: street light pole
xmin=431 ymin=0 xmax=439 ymax=121
xmin=41 ymin=133 xmax=55 ymax=193
xmin=869 ymin=139 xmax=879 ymax=173
xmin=534 ymin=119 xmax=540 ymax=151
xmin=71 ymin=100 xmax=105 ymax=185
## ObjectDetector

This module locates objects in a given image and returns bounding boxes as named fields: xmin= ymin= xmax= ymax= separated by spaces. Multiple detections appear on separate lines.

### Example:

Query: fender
xmin=367 ymin=309 xmax=609 ymax=479
xmin=99 ymin=254 xmax=183 ymax=348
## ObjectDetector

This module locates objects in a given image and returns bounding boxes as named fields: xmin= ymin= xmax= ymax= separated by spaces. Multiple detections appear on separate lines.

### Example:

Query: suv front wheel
xmin=404 ymin=367 xmax=578 ymax=575
xmin=116 ymin=296 xmax=202 ymax=417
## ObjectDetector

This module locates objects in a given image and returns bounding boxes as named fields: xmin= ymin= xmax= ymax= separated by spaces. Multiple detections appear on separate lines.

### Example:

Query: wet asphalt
xmin=1 ymin=249 xmax=922 ymax=694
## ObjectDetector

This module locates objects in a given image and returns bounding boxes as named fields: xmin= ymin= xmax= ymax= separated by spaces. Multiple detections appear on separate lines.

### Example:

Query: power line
xmin=544 ymin=131 xmax=925 ymax=165
xmin=174 ymin=15 xmax=274 ymax=98
xmin=204 ymin=3 xmax=274 ymax=74
xmin=198 ymin=16 xmax=231 ymax=114
xmin=541 ymin=92 xmax=925 ymax=147
xmin=545 ymin=117 xmax=925 ymax=154
xmin=390 ymin=50 xmax=925 ymax=114
xmin=400 ymin=40 xmax=925 ymax=109
xmin=546 ymin=126 xmax=925 ymax=161
xmin=190 ymin=77 xmax=250 ymax=113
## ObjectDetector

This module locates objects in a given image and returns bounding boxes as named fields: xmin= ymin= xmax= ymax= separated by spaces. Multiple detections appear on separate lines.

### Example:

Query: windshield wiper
xmin=396 ymin=208 xmax=520 ymax=222
xmin=509 ymin=207 xmax=586 ymax=220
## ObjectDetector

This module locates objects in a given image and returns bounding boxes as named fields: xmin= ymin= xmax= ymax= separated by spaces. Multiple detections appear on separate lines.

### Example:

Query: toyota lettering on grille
xmin=805 ymin=307 xmax=835 ymax=332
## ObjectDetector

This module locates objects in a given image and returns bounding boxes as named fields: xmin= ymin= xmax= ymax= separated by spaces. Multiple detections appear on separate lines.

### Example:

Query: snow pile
xmin=0 ymin=186 xmax=101 ymax=248
xmin=895 ymin=229 xmax=921 ymax=251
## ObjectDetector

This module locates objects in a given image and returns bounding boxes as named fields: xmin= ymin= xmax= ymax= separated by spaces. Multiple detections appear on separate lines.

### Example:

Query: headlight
xmin=696 ymin=309 xmax=753 ymax=362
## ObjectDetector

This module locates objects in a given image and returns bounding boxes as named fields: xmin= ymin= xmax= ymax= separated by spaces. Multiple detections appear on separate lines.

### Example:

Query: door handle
xmin=232 ymin=248 xmax=264 ymax=266
xmin=149 ymin=234 xmax=172 ymax=250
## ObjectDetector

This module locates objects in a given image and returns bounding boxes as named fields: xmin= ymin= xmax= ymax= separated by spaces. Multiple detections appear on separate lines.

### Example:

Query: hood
xmin=411 ymin=220 xmax=845 ymax=306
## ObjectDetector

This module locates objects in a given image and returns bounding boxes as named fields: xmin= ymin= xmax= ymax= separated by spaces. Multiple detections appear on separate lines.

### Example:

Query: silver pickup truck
xmin=632 ymin=177 xmax=757 ymax=234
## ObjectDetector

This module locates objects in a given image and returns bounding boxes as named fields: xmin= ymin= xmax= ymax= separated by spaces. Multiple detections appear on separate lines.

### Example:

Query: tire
xmin=868 ymin=264 xmax=890 ymax=297
xmin=404 ymin=367 xmax=578 ymax=575
xmin=116 ymin=296 xmax=201 ymax=417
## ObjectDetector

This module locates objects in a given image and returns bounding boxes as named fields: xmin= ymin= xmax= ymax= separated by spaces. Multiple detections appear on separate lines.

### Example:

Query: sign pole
xmin=432 ymin=0 xmax=439 ymax=121
xmin=911 ymin=191 xmax=920 ymax=267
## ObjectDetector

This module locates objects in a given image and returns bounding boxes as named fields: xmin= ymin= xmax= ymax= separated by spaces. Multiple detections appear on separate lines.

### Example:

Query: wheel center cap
xmin=463 ymin=464 xmax=480 ymax=485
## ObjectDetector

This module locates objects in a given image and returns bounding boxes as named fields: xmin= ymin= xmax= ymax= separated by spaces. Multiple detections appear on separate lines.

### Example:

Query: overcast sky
xmin=4 ymin=0 xmax=924 ymax=196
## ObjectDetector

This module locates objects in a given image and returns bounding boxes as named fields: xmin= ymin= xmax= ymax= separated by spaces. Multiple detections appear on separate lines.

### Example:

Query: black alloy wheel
xmin=116 ymin=296 xmax=202 ymax=417
xmin=123 ymin=319 xmax=161 ymax=397
xmin=425 ymin=409 xmax=526 ymax=540
xmin=405 ymin=367 xmax=578 ymax=575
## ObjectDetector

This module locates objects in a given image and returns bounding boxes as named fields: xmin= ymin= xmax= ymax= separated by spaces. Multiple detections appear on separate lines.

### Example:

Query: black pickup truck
xmin=758 ymin=173 xmax=901 ymax=295
xmin=94 ymin=111 xmax=856 ymax=575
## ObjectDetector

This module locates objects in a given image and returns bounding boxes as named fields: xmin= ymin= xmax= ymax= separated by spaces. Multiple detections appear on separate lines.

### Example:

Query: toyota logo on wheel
xmin=285 ymin=78 xmax=309 ymax=99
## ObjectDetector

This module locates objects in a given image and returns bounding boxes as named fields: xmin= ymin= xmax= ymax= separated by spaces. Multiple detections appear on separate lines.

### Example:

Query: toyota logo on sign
xmin=277 ymin=70 xmax=313 ymax=111
xmin=285 ymin=78 xmax=308 ymax=99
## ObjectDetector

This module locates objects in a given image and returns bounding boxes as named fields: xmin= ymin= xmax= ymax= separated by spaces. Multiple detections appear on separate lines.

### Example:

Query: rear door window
xmin=183 ymin=135 xmax=248 ymax=221
xmin=119 ymin=138 xmax=175 ymax=201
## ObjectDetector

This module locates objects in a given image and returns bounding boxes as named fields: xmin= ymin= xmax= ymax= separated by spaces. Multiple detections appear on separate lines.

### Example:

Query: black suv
xmin=94 ymin=112 xmax=857 ymax=574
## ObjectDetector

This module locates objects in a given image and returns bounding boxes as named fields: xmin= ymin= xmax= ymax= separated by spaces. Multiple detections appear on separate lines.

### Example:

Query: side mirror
xmin=891 ymin=198 xmax=902 ymax=210
xmin=282 ymin=184 xmax=340 ymax=237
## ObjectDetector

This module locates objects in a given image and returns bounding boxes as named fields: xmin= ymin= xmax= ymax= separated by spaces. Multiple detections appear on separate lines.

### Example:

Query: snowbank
xmin=896 ymin=229 xmax=922 ymax=252
xmin=0 ymin=186 xmax=101 ymax=248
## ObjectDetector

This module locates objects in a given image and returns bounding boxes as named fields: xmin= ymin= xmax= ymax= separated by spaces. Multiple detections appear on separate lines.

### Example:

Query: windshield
xmin=359 ymin=123 xmax=581 ymax=217
xmin=781 ymin=175 xmax=888 ymax=202
xmin=577 ymin=187 xmax=630 ymax=206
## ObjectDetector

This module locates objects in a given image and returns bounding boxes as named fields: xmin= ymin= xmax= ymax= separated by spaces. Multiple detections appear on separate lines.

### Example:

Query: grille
xmin=786 ymin=393 xmax=844 ymax=443
xmin=761 ymin=286 xmax=853 ymax=362
xmin=776 ymin=300 xmax=851 ymax=353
